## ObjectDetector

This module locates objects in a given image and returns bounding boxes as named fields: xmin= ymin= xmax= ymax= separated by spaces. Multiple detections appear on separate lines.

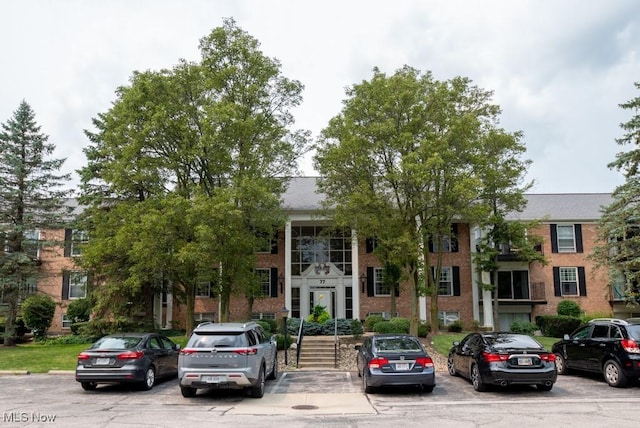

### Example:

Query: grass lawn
xmin=0 ymin=336 xmax=188 ymax=373
xmin=430 ymin=332 xmax=560 ymax=356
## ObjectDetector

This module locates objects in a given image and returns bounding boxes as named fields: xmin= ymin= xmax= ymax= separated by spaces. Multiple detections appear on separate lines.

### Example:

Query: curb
xmin=47 ymin=370 xmax=74 ymax=375
xmin=0 ymin=370 xmax=30 ymax=375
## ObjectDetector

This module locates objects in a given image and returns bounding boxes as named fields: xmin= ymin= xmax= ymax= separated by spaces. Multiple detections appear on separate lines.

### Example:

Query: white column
xmin=351 ymin=229 xmax=360 ymax=320
xmin=482 ymin=271 xmax=494 ymax=329
xmin=285 ymin=221 xmax=292 ymax=312
xmin=165 ymin=292 xmax=173 ymax=329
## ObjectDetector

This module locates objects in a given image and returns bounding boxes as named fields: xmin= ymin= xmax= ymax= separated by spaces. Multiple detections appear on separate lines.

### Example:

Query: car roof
xmin=192 ymin=322 xmax=259 ymax=333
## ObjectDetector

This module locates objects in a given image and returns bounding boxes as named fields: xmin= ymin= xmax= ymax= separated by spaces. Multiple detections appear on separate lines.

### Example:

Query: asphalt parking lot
xmin=1 ymin=370 xmax=639 ymax=427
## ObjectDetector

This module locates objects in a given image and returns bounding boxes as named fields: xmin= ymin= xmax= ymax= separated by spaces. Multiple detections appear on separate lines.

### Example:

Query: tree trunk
xmin=3 ymin=288 xmax=18 ymax=347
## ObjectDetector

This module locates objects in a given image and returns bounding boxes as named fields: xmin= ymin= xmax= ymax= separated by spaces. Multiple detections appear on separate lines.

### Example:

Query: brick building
xmin=22 ymin=178 xmax=640 ymax=333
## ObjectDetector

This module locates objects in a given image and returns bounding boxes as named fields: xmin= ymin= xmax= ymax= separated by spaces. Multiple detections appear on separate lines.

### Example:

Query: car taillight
xmin=179 ymin=348 xmax=197 ymax=355
xmin=368 ymin=357 xmax=389 ymax=369
xmin=117 ymin=351 xmax=144 ymax=360
xmin=540 ymin=353 xmax=556 ymax=362
xmin=621 ymin=339 xmax=640 ymax=354
xmin=77 ymin=352 xmax=90 ymax=360
xmin=482 ymin=352 xmax=508 ymax=363
xmin=233 ymin=348 xmax=258 ymax=355
xmin=416 ymin=357 xmax=434 ymax=368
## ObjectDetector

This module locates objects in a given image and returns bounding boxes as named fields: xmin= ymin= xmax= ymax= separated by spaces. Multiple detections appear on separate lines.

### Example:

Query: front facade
xmin=14 ymin=178 xmax=640 ymax=334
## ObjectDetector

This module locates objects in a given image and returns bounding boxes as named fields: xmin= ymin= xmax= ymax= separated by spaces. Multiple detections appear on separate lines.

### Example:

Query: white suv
xmin=178 ymin=322 xmax=278 ymax=398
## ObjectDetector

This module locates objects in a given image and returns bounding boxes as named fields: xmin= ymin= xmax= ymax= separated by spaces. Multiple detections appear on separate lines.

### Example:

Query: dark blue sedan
xmin=75 ymin=332 xmax=180 ymax=391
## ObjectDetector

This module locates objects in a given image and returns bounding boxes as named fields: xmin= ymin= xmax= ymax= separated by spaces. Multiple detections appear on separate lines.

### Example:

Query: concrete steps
xmin=297 ymin=336 xmax=340 ymax=369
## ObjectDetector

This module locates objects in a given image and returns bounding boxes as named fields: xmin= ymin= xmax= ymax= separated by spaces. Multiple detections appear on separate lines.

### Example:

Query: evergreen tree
xmin=0 ymin=100 xmax=71 ymax=346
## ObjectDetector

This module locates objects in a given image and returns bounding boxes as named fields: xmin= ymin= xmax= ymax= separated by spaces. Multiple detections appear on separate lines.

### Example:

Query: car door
xmin=254 ymin=326 xmax=275 ymax=374
xmin=147 ymin=335 xmax=168 ymax=376
xmin=357 ymin=337 xmax=372 ymax=375
xmin=564 ymin=325 xmax=592 ymax=370
xmin=159 ymin=336 xmax=179 ymax=376
xmin=456 ymin=334 xmax=479 ymax=378
xmin=584 ymin=324 xmax=613 ymax=372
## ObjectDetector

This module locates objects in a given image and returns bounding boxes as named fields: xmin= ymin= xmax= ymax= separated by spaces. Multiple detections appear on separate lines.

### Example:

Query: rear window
xmin=626 ymin=325 xmax=640 ymax=341
xmin=188 ymin=332 xmax=248 ymax=348
xmin=374 ymin=337 xmax=422 ymax=352
xmin=485 ymin=334 xmax=543 ymax=350
xmin=91 ymin=336 xmax=142 ymax=350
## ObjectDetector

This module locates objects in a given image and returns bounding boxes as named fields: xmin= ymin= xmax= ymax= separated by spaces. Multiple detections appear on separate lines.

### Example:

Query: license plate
xmin=395 ymin=363 xmax=410 ymax=371
xmin=517 ymin=357 xmax=533 ymax=366
xmin=202 ymin=375 xmax=226 ymax=383
xmin=95 ymin=358 xmax=111 ymax=365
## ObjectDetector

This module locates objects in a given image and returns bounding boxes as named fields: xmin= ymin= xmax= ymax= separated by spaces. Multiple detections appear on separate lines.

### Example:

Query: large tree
xmin=594 ymin=82 xmax=640 ymax=303
xmin=78 ymin=19 xmax=309 ymax=332
xmin=0 ymin=100 xmax=71 ymax=346
xmin=315 ymin=66 xmax=526 ymax=334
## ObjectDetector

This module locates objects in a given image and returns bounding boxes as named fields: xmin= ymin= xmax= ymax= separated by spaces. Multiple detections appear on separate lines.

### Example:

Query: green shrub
xmin=373 ymin=321 xmax=406 ymax=334
xmin=43 ymin=334 xmax=95 ymax=345
xmin=535 ymin=315 xmax=581 ymax=337
xmin=447 ymin=320 xmax=463 ymax=333
xmin=21 ymin=294 xmax=56 ymax=340
xmin=510 ymin=320 xmax=538 ymax=335
xmin=557 ymin=300 xmax=581 ymax=318
xmin=351 ymin=319 xmax=364 ymax=339
xmin=389 ymin=317 xmax=410 ymax=333
xmin=66 ymin=298 xmax=91 ymax=324
xmin=417 ymin=321 xmax=431 ymax=337
xmin=307 ymin=305 xmax=330 ymax=324
xmin=276 ymin=334 xmax=294 ymax=350
xmin=321 ymin=318 xmax=354 ymax=335
xmin=364 ymin=315 xmax=384 ymax=332
xmin=256 ymin=320 xmax=273 ymax=335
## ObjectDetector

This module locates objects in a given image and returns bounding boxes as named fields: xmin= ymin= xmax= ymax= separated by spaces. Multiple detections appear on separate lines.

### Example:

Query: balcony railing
xmin=479 ymin=282 xmax=546 ymax=303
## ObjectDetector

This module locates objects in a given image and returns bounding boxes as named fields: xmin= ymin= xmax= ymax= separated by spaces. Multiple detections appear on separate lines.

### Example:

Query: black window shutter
xmin=394 ymin=283 xmax=400 ymax=297
xmin=428 ymin=238 xmax=434 ymax=253
xmin=365 ymin=238 xmax=375 ymax=253
xmin=451 ymin=224 xmax=459 ymax=253
xmin=453 ymin=266 xmax=461 ymax=296
xmin=575 ymin=224 xmax=583 ymax=253
xmin=578 ymin=266 xmax=587 ymax=296
xmin=270 ymin=267 xmax=278 ymax=297
xmin=366 ymin=267 xmax=374 ymax=297
xmin=63 ymin=228 xmax=73 ymax=257
xmin=550 ymin=225 xmax=558 ymax=253
xmin=62 ymin=271 xmax=70 ymax=300
xmin=270 ymin=232 xmax=278 ymax=254
xmin=553 ymin=267 xmax=561 ymax=296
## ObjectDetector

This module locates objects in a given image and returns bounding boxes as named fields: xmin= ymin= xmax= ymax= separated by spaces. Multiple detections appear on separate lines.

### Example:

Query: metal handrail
xmin=295 ymin=318 xmax=304 ymax=367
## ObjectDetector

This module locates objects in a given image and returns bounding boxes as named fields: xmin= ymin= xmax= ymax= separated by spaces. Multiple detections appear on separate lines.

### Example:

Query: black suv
xmin=178 ymin=322 xmax=278 ymax=398
xmin=552 ymin=318 xmax=640 ymax=387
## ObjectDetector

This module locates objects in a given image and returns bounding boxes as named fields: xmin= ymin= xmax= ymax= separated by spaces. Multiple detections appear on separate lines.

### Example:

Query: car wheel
xmin=421 ymin=384 xmax=434 ymax=393
xmin=471 ymin=364 xmax=487 ymax=392
xmin=537 ymin=383 xmax=553 ymax=392
xmin=250 ymin=366 xmax=265 ymax=398
xmin=447 ymin=354 xmax=458 ymax=377
xmin=362 ymin=371 xmax=374 ymax=394
xmin=267 ymin=354 xmax=278 ymax=380
xmin=555 ymin=353 xmax=569 ymax=375
xmin=140 ymin=366 xmax=156 ymax=391
xmin=603 ymin=360 xmax=628 ymax=387
xmin=81 ymin=382 xmax=97 ymax=391
xmin=180 ymin=386 xmax=196 ymax=398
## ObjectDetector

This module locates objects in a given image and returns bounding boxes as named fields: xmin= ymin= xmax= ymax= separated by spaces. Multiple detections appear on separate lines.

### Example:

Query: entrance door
xmin=312 ymin=290 xmax=333 ymax=318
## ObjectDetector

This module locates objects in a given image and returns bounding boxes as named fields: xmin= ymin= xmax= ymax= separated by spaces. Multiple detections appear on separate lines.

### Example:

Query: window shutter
xmin=553 ymin=267 xmax=561 ymax=296
xmin=63 ymin=229 xmax=73 ymax=257
xmin=365 ymin=238 xmax=375 ymax=253
xmin=394 ymin=283 xmax=400 ymax=297
xmin=270 ymin=233 xmax=278 ymax=254
xmin=270 ymin=267 xmax=278 ymax=297
xmin=62 ymin=271 xmax=70 ymax=300
xmin=428 ymin=238 xmax=434 ymax=253
xmin=451 ymin=224 xmax=459 ymax=253
xmin=578 ymin=266 xmax=587 ymax=296
xmin=453 ymin=266 xmax=461 ymax=296
xmin=575 ymin=224 xmax=583 ymax=253
xmin=366 ymin=267 xmax=374 ymax=297
xmin=550 ymin=225 xmax=558 ymax=253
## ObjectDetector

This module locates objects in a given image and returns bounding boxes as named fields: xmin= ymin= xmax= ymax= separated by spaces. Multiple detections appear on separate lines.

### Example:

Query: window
xmin=559 ymin=267 xmax=578 ymax=296
xmin=195 ymin=269 xmax=219 ymax=298
xmin=71 ymin=230 xmax=89 ymax=257
xmin=556 ymin=225 xmax=576 ymax=252
xmin=251 ymin=312 xmax=276 ymax=320
xmin=62 ymin=314 xmax=72 ymax=329
xmin=373 ymin=268 xmax=390 ymax=296
xmin=438 ymin=311 xmax=460 ymax=326
xmin=497 ymin=270 xmax=530 ymax=299
xmin=430 ymin=224 xmax=458 ymax=253
xmin=64 ymin=272 xmax=87 ymax=299
xmin=437 ymin=267 xmax=453 ymax=296
xmin=291 ymin=226 xmax=352 ymax=275
xmin=195 ymin=281 xmax=211 ymax=298
xmin=432 ymin=235 xmax=452 ymax=253
xmin=255 ymin=268 xmax=271 ymax=296
xmin=23 ymin=229 xmax=40 ymax=259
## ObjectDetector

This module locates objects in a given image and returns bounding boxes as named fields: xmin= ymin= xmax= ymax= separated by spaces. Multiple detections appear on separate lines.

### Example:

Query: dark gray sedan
xmin=356 ymin=334 xmax=436 ymax=393
xmin=75 ymin=333 xmax=180 ymax=391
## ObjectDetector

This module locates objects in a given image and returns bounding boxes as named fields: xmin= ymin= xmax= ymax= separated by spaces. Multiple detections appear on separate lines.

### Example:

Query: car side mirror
xmin=563 ymin=334 xmax=570 ymax=340
xmin=453 ymin=341 xmax=460 ymax=347
xmin=355 ymin=345 xmax=362 ymax=351
xmin=175 ymin=344 xmax=181 ymax=351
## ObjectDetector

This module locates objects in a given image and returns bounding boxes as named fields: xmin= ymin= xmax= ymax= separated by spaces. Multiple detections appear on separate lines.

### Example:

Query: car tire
xmin=250 ymin=366 xmax=265 ymax=398
xmin=81 ymin=382 xmax=97 ymax=391
xmin=180 ymin=386 xmax=197 ymax=398
xmin=267 ymin=354 xmax=278 ymax=380
xmin=447 ymin=354 xmax=458 ymax=377
xmin=140 ymin=366 xmax=156 ymax=391
xmin=603 ymin=359 xmax=628 ymax=388
xmin=362 ymin=371 xmax=374 ymax=394
xmin=471 ymin=364 xmax=487 ymax=392
xmin=555 ymin=353 xmax=569 ymax=375
xmin=537 ymin=383 xmax=553 ymax=392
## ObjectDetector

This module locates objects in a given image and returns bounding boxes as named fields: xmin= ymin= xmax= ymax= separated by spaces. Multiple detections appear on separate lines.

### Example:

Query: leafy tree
xmin=594 ymin=82 xmax=640 ymax=303
xmin=315 ymin=66 xmax=522 ymax=334
xmin=21 ymin=293 xmax=56 ymax=340
xmin=0 ymin=100 xmax=71 ymax=346
xmin=78 ymin=19 xmax=309 ymax=333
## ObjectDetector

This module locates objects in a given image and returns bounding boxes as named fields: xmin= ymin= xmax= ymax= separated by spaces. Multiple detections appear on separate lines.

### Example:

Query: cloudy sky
xmin=2 ymin=0 xmax=639 ymax=194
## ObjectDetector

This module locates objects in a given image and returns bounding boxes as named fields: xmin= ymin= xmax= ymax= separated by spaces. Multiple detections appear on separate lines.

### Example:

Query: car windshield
xmin=626 ymin=325 xmax=640 ymax=341
xmin=485 ymin=334 xmax=542 ymax=350
xmin=374 ymin=337 xmax=422 ymax=352
xmin=91 ymin=336 xmax=143 ymax=350
xmin=189 ymin=332 xmax=248 ymax=348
